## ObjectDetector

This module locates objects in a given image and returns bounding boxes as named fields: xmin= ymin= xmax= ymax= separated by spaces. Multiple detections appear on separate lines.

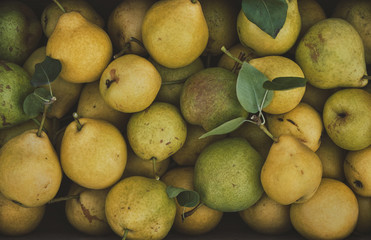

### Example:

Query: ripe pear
xmin=107 ymin=0 xmax=155 ymax=57
xmin=60 ymin=117 xmax=127 ymax=189
xmin=23 ymin=46 xmax=83 ymax=119
xmin=344 ymin=146 xmax=371 ymax=197
xmin=0 ymin=60 xmax=34 ymax=129
xmin=323 ymin=88 xmax=371 ymax=151
xmin=261 ymin=134 xmax=322 ymax=205
xmin=199 ymin=0 xmax=239 ymax=56
xmin=161 ymin=167 xmax=223 ymax=235
xmin=194 ymin=137 xmax=264 ymax=212
xmin=249 ymin=56 xmax=306 ymax=115
xmin=127 ymin=102 xmax=187 ymax=162
xmin=105 ymin=176 xmax=176 ymax=240
xmin=266 ymin=102 xmax=323 ymax=152
xmin=46 ymin=11 xmax=112 ymax=83
xmin=237 ymin=0 xmax=301 ymax=56
xmin=41 ymin=0 xmax=104 ymax=38
xmin=355 ymin=194 xmax=371 ymax=233
xmin=76 ymin=81 xmax=130 ymax=132
xmin=0 ymin=193 xmax=45 ymax=236
xmin=180 ymin=67 xmax=248 ymax=131
xmin=99 ymin=54 xmax=161 ymax=113
xmin=290 ymin=178 xmax=359 ymax=240
xmin=301 ymin=82 xmax=335 ymax=113
xmin=0 ymin=1 xmax=42 ymax=65
xmin=217 ymin=43 xmax=257 ymax=74
xmin=332 ymin=0 xmax=371 ymax=64
xmin=295 ymin=18 xmax=368 ymax=89
xmin=239 ymin=193 xmax=292 ymax=235
xmin=141 ymin=0 xmax=209 ymax=68
xmin=65 ymin=183 xmax=111 ymax=235
xmin=0 ymin=129 xmax=62 ymax=207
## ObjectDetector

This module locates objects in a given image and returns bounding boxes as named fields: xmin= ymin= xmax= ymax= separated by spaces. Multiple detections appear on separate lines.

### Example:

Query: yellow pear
xmin=355 ymin=194 xmax=371 ymax=233
xmin=261 ymin=134 xmax=322 ymax=205
xmin=161 ymin=167 xmax=223 ymax=235
xmin=239 ymin=193 xmax=292 ymax=235
xmin=0 ymin=129 xmax=62 ymax=207
xmin=46 ymin=11 xmax=112 ymax=83
xmin=290 ymin=178 xmax=359 ymax=240
xmin=217 ymin=43 xmax=257 ymax=74
xmin=0 ymin=193 xmax=45 ymax=236
xmin=249 ymin=55 xmax=306 ymax=115
xmin=141 ymin=0 xmax=209 ymax=68
xmin=99 ymin=54 xmax=162 ymax=113
xmin=60 ymin=117 xmax=127 ymax=189
xmin=237 ymin=0 xmax=301 ymax=56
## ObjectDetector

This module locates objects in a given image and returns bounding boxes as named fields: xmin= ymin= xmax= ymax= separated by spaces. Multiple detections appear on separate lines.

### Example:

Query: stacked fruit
xmin=0 ymin=0 xmax=370 ymax=239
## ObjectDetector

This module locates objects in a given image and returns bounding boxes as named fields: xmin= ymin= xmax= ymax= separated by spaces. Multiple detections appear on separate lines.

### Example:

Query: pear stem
xmin=48 ymin=195 xmax=79 ymax=204
xmin=73 ymin=112 xmax=82 ymax=131
xmin=190 ymin=0 xmax=198 ymax=3
xmin=129 ymin=37 xmax=145 ymax=49
xmin=363 ymin=75 xmax=371 ymax=80
xmin=113 ymin=42 xmax=131 ymax=59
xmin=37 ymin=104 xmax=51 ymax=137
xmin=52 ymin=0 xmax=66 ymax=13
xmin=161 ymin=78 xmax=187 ymax=85
xmin=151 ymin=157 xmax=160 ymax=180
xmin=221 ymin=46 xmax=243 ymax=65
xmin=122 ymin=229 xmax=129 ymax=240
xmin=259 ymin=124 xmax=278 ymax=143
xmin=182 ymin=202 xmax=204 ymax=222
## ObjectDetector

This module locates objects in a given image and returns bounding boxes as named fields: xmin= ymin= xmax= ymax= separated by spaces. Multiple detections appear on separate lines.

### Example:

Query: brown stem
xmin=113 ymin=42 xmax=131 ymax=59
xmin=72 ymin=112 xmax=82 ymax=131
xmin=182 ymin=202 xmax=204 ymax=222
xmin=48 ymin=195 xmax=79 ymax=204
xmin=129 ymin=37 xmax=145 ymax=49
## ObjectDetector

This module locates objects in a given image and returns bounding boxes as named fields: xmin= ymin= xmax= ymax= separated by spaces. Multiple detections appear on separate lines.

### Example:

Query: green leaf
xmin=199 ymin=117 xmax=247 ymax=139
xmin=166 ymin=186 xmax=200 ymax=208
xmin=242 ymin=0 xmax=288 ymax=38
xmin=23 ymin=88 xmax=52 ymax=118
xmin=263 ymin=77 xmax=307 ymax=91
xmin=31 ymin=56 xmax=62 ymax=87
xmin=236 ymin=62 xmax=273 ymax=113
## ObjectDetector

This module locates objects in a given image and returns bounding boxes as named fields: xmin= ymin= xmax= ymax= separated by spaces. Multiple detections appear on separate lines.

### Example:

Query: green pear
xmin=355 ymin=194 xmax=371 ymax=233
xmin=0 ymin=129 xmax=62 ymax=207
xmin=0 ymin=1 xmax=42 ymax=65
xmin=323 ymin=88 xmax=371 ymax=151
xmin=194 ymin=137 xmax=264 ymax=212
xmin=301 ymin=82 xmax=335 ymax=113
xmin=290 ymin=178 xmax=359 ymax=240
xmin=180 ymin=67 xmax=248 ymax=131
xmin=295 ymin=18 xmax=368 ymax=89
xmin=261 ymin=134 xmax=322 ymax=205
xmin=105 ymin=176 xmax=176 ymax=240
xmin=0 ymin=60 xmax=34 ymax=129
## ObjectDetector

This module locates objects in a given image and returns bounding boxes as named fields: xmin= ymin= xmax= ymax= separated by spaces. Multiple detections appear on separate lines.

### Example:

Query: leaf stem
xmin=122 ymin=229 xmax=129 ymax=240
xmin=151 ymin=157 xmax=160 ymax=180
xmin=52 ymin=0 xmax=66 ymax=13
xmin=37 ymin=104 xmax=50 ymax=137
xmin=221 ymin=46 xmax=243 ymax=65
xmin=48 ymin=195 xmax=79 ymax=204
xmin=259 ymin=124 xmax=278 ymax=142
xmin=72 ymin=112 xmax=83 ymax=131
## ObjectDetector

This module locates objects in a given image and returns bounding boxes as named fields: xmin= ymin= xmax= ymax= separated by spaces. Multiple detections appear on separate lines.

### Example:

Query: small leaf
xmin=263 ymin=77 xmax=307 ymax=91
xmin=199 ymin=117 xmax=247 ymax=139
xmin=242 ymin=0 xmax=288 ymax=38
xmin=236 ymin=62 xmax=273 ymax=113
xmin=31 ymin=56 xmax=62 ymax=87
xmin=23 ymin=88 xmax=52 ymax=118
xmin=166 ymin=186 xmax=200 ymax=208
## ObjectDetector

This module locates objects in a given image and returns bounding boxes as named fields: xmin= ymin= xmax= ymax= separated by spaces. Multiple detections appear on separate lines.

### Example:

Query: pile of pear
xmin=0 ymin=0 xmax=371 ymax=239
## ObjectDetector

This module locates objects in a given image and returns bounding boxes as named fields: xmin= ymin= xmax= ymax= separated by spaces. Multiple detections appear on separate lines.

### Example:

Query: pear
xmin=194 ymin=137 xmax=264 ymax=212
xmin=295 ymin=18 xmax=368 ymax=89
xmin=99 ymin=54 xmax=162 ymax=113
xmin=237 ymin=0 xmax=301 ymax=56
xmin=141 ymin=0 xmax=209 ymax=68
xmin=161 ymin=167 xmax=224 ymax=235
xmin=127 ymin=102 xmax=187 ymax=162
xmin=0 ymin=1 xmax=42 ymax=65
xmin=60 ymin=117 xmax=127 ymax=189
xmin=355 ymin=194 xmax=371 ymax=233
xmin=0 ymin=60 xmax=34 ymax=129
xmin=290 ymin=178 xmax=359 ymax=240
xmin=249 ymin=56 xmax=306 ymax=115
xmin=217 ymin=43 xmax=257 ymax=74
xmin=266 ymin=102 xmax=323 ymax=152
xmin=0 ymin=129 xmax=62 ymax=207
xmin=0 ymin=193 xmax=45 ymax=236
xmin=46 ymin=11 xmax=112 ymax=83
xmin=261 ymin=134 xmax=322 ymax=205
xmin=107 ymin=0 xmax=155 ymax=57
xmin=180 ymin=67 xmax=248 ymax=131
xmin=301 ymin=82 xmax=335 ymax=113
xmin=239 ymin=193 xmax=292 ymax=235
xmin=323 ymin=88 xmax=371 ymax=151
xmin=41 ymin=0 xmax=104 ymax=38
xmin=344 ymin=146 xmax=371 ymax=197
xmin=23 ymin=46 xmax=83 ymax=119
xmin=65 ymin=183 xmax=111 ymax=235
xmin=105 ymin=176 xmax=176 ymax=240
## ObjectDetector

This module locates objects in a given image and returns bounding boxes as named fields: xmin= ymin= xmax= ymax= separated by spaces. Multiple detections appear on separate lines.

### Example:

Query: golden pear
xmin=141 ymin=0 xmax=209 ymax=68
xmin=261 ymin=134 xmax=322 ymax=205
xmin=355 ymin=194 xmax=371 ymax=233
xmin=60 ymin=117 xmax=127 ymax=189
xmin=237 ymin=0 xmax=301 ymax=56
xmin=46 ymin=11 xmax=112 ymax=83
xmin=217 ymin=43 xmax=257 ymax=74
xmin=161 ymin=167 xmax=223 ymax=235
xmin=290 ymin=178 xmax=359 ymax=240
xmin=0 ymin=129 xmax=62 ymax=207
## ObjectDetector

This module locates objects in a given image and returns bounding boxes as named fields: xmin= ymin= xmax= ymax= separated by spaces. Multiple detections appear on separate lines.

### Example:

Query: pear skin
xmin=355 ymin=194 xmax=371 ymax=233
